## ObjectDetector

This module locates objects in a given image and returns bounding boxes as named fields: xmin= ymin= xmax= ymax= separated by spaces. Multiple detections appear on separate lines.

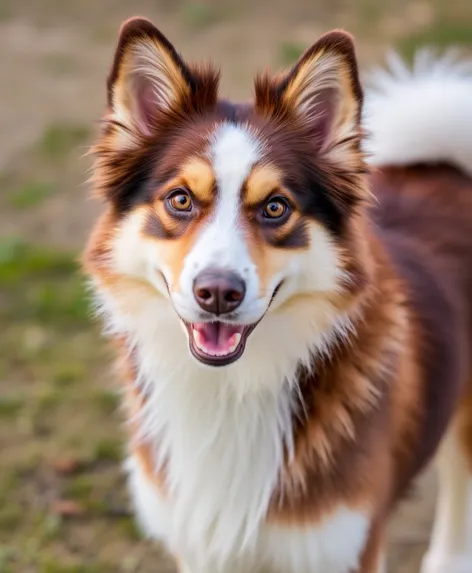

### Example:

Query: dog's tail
xmin=363 ymin=50 xmax=472 ymax=176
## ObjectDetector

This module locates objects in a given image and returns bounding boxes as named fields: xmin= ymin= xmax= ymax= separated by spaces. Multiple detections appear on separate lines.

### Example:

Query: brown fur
xmin=83 ymin=17 xmax=472 ymax=573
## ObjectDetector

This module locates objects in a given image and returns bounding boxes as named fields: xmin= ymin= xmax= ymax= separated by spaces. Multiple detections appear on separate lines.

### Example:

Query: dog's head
xmin=85 ymin=18 xmax=371 ymax=370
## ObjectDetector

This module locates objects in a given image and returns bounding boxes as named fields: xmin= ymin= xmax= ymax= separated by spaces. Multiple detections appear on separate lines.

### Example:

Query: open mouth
xmin=184 ymin=321 xmax=255 ymax=367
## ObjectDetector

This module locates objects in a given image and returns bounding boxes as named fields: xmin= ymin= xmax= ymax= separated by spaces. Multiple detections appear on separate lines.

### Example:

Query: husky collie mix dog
xmin=83 ymin=16 xmax=472 ymax=573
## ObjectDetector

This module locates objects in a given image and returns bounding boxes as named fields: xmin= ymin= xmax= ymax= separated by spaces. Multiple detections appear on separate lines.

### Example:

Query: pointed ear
xmin=106 ymin=17 xmax=218 ymax=143
xmin=255 ymin=30 xmax=362 ymax=156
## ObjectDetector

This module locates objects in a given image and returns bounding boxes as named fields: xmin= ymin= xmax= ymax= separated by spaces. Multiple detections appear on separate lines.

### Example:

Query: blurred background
xmin=0 ymin=0 xmax=471 ymax=571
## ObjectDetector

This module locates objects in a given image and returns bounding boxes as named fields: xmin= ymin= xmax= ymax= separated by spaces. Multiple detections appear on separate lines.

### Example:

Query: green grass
xmin=39 ymin=123 xmax=91 ymax=160
xmin=0 ymin=470 xmax=22 ymax=502
xmin=52 ymin=362 xmax=86 ymax=388
xmin=399 ymin=19 xmax=472 ymax=60
xmin=118 ymin=516 xmax=142 ymax=541
xmin=63 ymin=475 xmax=93 ymax=501
xmin=0 ymin=232 xmax=139 ymax=566
xmin=40 ymin=562 xmax=111 ymax=573
xmin=181 ymin=2 xmax=217 ymax=28
xmin=0 ymin=238 xmax=89 ymax=325
xmin=92 ymin=439 xmax=122 ymax=463
xmin=92 ymin=389 xmax=119 ymax=415
xmin=36 ymin=388 xmax=63 ymax=414
xmin=8 ymin=181 xmax=55 ymax=209
xmin=0 ymin=396 xmax=23 ymax=418
xmin=0 ymin=547 xmax=16 ymax=572
xmin=0 ymin=506 xmax=22 ymax=529
xmin=0 ymin=238 xmax=76 ymax=281
xmin=279 ymin=41 xmax=306 ymax=65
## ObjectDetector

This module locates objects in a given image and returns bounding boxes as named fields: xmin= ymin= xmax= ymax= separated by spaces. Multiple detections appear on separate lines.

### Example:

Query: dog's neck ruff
xmin=96 ymin=284 xmax=357 ymax=567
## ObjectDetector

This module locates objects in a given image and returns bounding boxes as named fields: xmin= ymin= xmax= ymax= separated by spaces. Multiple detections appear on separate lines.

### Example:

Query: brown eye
xmin=263 ymin=198 xmax=289 ymax=220
xmin=168 ymin=189 xmax=192 ymax=212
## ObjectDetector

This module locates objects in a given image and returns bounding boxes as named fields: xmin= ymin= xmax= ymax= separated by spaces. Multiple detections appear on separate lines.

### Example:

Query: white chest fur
xmin=127 ymin=454 xmax=371 ymax=573
xmin=100 ymin=294 xmax=370 ymax=571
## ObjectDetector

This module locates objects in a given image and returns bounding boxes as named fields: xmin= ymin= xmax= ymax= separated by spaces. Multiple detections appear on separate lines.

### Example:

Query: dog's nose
xmin=193 ymin=270 xmax=246 ymax=315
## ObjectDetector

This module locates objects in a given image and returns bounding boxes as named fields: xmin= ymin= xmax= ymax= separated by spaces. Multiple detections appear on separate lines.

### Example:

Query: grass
xmin=399 ymin=19 xmax=472 ymax=60
xmin=279 ymin=41 xmax=306 ymax=65
xmin=0 ymin=506 xmax=22 ymax=529
xmin=181 ymin=3 xmax=217 ymax=28
xmin=0 ymin=396 xmax=24 ymax=417
xmin=63 ymin=475 xmax=94 ymax=500
xmin=52 ymin=362 xmax=86 ymax=387
xmin=0 ymin=237 xmax=77 ymax=281
xmin=39 ymin=123 xmax=90 ymax=160
xmin=8 ymin=181 xmax=55 ymax=209
xmin=92 ymin=439 xmax=122 ymax=463
xmin=118 ymin=516 xmax=142 ymax=541
xmin=92 ymin=389 xmax=120 ymax=415
xmin=39 ymin=562 xmax=111 ymax=573
xmin=0 ymin=234 xmax=169 ymax=569
xmin=0 ymin=237 xmax=89 ymax=325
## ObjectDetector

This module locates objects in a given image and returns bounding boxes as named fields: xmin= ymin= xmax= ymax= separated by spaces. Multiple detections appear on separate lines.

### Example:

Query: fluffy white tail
xmin=362 ymin=50 xmax=472 ymax=176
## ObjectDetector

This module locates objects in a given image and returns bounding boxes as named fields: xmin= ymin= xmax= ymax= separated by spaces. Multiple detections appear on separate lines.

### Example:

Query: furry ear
xmin=255 ymin=30 xmax=363 ymax=156
xmin=106 ymin=17 xmax=218 ymax=143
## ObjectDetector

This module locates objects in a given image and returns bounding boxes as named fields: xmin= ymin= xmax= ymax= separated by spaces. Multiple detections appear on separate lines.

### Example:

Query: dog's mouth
xmin=177 ymin=280 xmax=284 ymax=367
xmin=184 ymin=321 xmax=255 ymax=367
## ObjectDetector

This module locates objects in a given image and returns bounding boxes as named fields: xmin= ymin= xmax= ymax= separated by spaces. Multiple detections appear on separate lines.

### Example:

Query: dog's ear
xmin=255 ymin=30 xmax=362 ymax=157
xmin=106 ymin=17 xmax=217 ymax=144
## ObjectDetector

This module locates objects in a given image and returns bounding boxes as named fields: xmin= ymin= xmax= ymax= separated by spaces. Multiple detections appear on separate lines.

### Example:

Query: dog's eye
xmin=168 ymin=188 xmax=192 ymax=212
xmin=262 ymin=198 xmax=289 ymax=221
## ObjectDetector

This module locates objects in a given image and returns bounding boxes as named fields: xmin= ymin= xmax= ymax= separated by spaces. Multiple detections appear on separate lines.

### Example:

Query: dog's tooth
xmin=228 ymin=333 xmax=242 ymax=354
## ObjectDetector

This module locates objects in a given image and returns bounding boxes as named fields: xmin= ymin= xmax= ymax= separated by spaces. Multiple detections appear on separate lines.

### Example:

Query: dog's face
xmin=85 ymin=18 xmax=369 ymax=369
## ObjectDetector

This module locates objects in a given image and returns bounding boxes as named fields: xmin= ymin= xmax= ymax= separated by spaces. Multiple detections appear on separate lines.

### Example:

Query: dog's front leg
xmin=354 ymin=521 xmax=387 ymax=573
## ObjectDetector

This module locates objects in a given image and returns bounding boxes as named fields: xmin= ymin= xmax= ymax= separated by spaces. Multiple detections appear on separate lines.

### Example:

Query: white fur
xmin=103 ymin=277 xmax=364 ymax=572
xmin=363 ymin=50 xmax=472 ymax=175
xmin=258 ymin=509 xmax=371 ymax=573
xmin=127 ymin=454 xmax=371 ymax=573
xmin=421 ymin=426 xmax=472 ymax=573
xmin=173 ymin=123 xmax=267 ymax=324
xmin=92 ymin=121 xmax=362 ymax=571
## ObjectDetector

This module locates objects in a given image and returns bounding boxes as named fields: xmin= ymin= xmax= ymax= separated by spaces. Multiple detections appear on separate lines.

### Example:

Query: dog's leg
xmin=376 ymin=553 xmax=387 ymax=573
xmin=354 ymin=521 xmax=387 ymax=573
xmin=420 ymin=395 xmax=472 ymax=573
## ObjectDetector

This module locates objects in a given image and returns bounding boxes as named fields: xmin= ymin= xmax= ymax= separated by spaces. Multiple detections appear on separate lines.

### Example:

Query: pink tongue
xmin=193 ymin=322 xmax=244 ymax=353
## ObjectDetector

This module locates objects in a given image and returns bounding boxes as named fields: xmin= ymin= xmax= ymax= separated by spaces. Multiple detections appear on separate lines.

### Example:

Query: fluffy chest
xmin=127 ymin=454 xmax=371 ymax=573
xmin=130 ymin=369 xmax=295 ymax=563
xmin=118 ymin=310 xmax=372 ymax=571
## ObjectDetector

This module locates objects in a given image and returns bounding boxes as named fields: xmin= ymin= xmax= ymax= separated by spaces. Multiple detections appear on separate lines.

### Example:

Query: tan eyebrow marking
xmin=244 ymin=164 xmax=284 ymax=207
xmin=179 ymin=157 xmax=215 ymax=203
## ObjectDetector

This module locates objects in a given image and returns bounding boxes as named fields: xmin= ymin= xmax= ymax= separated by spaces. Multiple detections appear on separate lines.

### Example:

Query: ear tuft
xmin=105 ymin=17 xmax=219 ymax=144
xmin=255 ymin=30 xmax=363 ymax=157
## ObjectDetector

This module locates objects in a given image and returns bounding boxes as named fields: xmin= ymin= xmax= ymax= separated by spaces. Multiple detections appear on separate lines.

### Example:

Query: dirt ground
xmin=1 ymin=0 xmax=471 ymax=571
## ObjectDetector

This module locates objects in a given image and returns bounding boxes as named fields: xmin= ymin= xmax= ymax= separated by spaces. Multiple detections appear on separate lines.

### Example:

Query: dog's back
xmin=365 ymin=53 xmax=472 ymax=572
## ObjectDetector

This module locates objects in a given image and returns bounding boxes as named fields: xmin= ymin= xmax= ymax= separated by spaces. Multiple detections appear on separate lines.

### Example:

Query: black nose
xmin=193 ymin=270 xmax=246 ymax=315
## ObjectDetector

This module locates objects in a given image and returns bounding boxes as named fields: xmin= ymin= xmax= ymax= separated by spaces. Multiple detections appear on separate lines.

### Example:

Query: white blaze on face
xmin=175 ymin=123 xmax=265 ymax=322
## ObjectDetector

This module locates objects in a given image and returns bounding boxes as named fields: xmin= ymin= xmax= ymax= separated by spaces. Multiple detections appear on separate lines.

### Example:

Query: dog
xmin=82 ymin=16 xmax=472 ymax=573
